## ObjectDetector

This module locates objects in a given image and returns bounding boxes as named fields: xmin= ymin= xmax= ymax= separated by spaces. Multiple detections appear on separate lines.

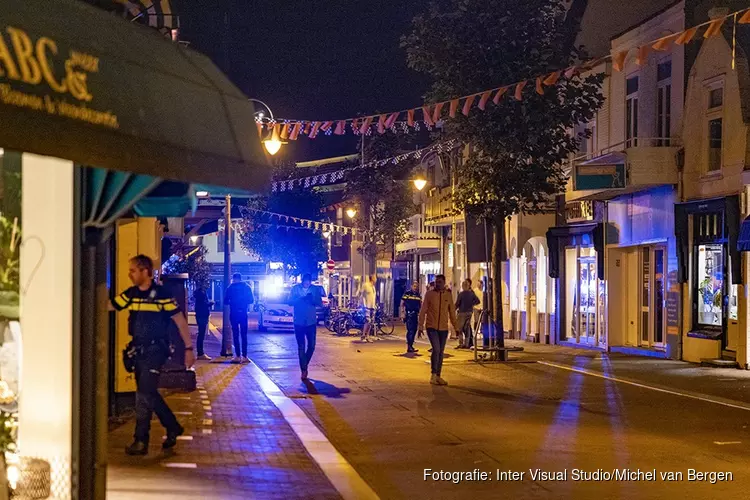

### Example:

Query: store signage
xmin=0 ymin=26 xmax=119 ymax=128
xmin=565 ymin=200 xmax=594 ymax=223
xmin=575 ymin=163 xmax=626 ymax=190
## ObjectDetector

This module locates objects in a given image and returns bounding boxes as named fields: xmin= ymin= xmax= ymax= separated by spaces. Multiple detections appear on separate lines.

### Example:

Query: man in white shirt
xmin=360 ymin=274 xmax=377 ymax=342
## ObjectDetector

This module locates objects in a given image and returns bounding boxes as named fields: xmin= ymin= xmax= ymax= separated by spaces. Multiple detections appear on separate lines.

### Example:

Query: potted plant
xmin=0 ymin=215 xmax=19 ymax=321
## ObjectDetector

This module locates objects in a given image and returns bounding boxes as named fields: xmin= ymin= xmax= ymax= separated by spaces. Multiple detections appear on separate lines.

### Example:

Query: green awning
xmin=0 ymin=0 xmax=269 ymax=191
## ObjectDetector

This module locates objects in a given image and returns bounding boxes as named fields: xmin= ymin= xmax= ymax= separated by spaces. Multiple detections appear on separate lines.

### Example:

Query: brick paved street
xmin=106 ymin=329 xmax=341 ymax=500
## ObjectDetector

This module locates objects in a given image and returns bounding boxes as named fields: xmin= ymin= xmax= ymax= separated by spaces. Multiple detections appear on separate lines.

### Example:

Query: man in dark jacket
xmin=224 ymin=273 xmax=254 ymax=363
xmin=193 ymin=285 xmax=213 ymax=360
xmin=455 ymin=280 xmax=480 ymax=348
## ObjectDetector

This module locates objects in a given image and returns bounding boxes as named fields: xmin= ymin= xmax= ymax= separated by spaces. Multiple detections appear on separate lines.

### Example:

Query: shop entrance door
xmin=578 ymin=255 xmax=598 ymax=345
xmin=639 ymin=246 xmax=666 ymax=348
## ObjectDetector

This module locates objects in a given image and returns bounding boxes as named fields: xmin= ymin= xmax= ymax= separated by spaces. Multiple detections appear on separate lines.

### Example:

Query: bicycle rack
xmin=472 ymin=309 xmax=524 ymax=362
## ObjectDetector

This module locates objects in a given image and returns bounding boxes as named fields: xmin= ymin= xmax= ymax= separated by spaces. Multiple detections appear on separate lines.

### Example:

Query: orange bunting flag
xmin=462 ymin=94 xmax=476 ymax=116
xmin=675 ymin=27 xmax=698 ymax=45
xmin=309 ymin=122 xmax=321 ymax=138
xmin=449 ymin=99 xmax=459 ymax=118
xmin=478 ymin=90 xmax=492 ymax=110
xmin=535 ymin=77 xmax=544 ymax=95
xmin=652 ymin=34 xmax=677 ymax=51
xmin=385 ymin=112 xmax=399 ymax=128
xmin=334 ymin=120 xmax=346 ymax=135
xmin=703 ymin=18 xmax=725 ymax=39
xmin=359 ymin=116 xmax=373 ymax=134
xmin=514 ymin=81 xmax=527 ymax=101
xmin=740 ymin=10 xmax=750 ymax=24
xmin=636 ymin=46 xmax=649 ymax=66
xmin=493 ymin=87 xmax=507 ymax=105
xmin=543 ymin=71 xmax=560 ymax=86
xmin=407 ymin=109 xmax=415 ymax=126
xmin=612 ymin=51 xmax=628 ymax=72
xmin=289 ymin=122 xmax=302 ymax=140
xmin=377 ymin=114 xmax=388 ymax=134
xmin=280 ymin=123 xmax=290 ymax=140
xmin=422 ymin=106 xmax=435 ymax=126
xmin=321 ymin=121 xmax=333 ymax=132
xmin=432 ymin=102 xmax=445 ymax=122
xmin=303 ymin=122 xmax=311 ymax=135
xmin=351 ymin=118 xmax=360 ymax=132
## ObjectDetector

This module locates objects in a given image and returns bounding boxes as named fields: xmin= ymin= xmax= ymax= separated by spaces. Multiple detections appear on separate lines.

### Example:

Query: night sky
xmin=177 ymin=1 xmax=430 ymax=163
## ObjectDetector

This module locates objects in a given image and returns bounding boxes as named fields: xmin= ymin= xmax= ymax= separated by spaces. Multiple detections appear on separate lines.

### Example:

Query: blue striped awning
xmin=117 ymin=0 xmax=179 ymax=30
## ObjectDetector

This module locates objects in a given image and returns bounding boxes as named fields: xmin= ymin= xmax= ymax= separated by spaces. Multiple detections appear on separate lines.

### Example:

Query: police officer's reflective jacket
xmin=401 ymin=290 xmax=422 ymax=315
xmin=112 ymin=284 xmax=181 ymax=346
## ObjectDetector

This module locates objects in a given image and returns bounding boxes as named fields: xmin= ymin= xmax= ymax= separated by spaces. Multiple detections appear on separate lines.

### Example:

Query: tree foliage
xmin=162 ymin=245 xmax=212 ymax=290
xmin=239 ymin=189 xmax=327 ymax=276
xmin=403 ymin=0 xmax=604 ymax=220
xmin=344 ymin=132 xmax=419 ymax=257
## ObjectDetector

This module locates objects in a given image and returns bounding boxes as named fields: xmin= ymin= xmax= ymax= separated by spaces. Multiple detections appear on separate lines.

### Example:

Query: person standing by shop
xmin=193 ymin=284 xmax=213 ymax=360
xmin=290 ymin=273 xmax=323 ymax=380
xmin=111 ymin=255 xmax=195 ymax=456
xmin=418 ymin=274 xmax=459 ymax=385
xmin=359 ymin=274 xmax=377 ymax=342
xmin=400 ymin=281 xmax=422 ymax=353
xmin=455 ymin=280 xmax=480 ymax=349
xmin=224 ymin=273 xmax=254 ymax=363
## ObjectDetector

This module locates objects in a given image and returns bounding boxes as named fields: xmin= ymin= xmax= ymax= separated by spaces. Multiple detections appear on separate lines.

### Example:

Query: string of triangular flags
xmin=272 ymin=139 xmax=457 ymax=192
xmin=257 ymin=7 xmax=750 ymax=141
xmin=240 ymin=207 xmax=358 ymax=236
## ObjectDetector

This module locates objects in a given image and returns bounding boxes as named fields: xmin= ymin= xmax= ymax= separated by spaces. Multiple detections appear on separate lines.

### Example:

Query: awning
xmin=546 ymin=223 xmax=604 ymax=279
xmin=739 ymin=216 xmax=750 ymax=252
xmin=0 ymin=0 xmax=269 ymax=191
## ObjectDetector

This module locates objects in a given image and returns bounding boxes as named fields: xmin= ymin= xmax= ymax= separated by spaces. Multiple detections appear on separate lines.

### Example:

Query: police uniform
xmin=401 ymin=289 xmax=422 ymax=350
xmin=112 ymin=284 xmax=182 ymax=446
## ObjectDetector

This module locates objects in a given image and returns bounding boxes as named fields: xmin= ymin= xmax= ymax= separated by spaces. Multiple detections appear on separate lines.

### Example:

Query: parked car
xmin=258 ymin=284 xmax=329 ymax=331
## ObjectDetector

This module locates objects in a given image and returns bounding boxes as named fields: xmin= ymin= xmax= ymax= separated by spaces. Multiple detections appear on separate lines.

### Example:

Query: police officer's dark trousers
xmin=134 ymin=345 xmax=179 ymax=444
xmin=230 ymin=310 xmax=248 ymax=357
xmin=405 ymin=312 xmax=418 ymax=349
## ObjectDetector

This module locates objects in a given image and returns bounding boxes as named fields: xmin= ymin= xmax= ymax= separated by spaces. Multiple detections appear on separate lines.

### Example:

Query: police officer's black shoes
xmin=162 ymin=425 xmax=185 ymax=450
xmin=125 ymin=441 xmax=148 ymax=456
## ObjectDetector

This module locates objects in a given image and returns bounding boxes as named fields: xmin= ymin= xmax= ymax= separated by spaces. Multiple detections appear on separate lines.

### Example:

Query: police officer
xmin=400 ymin=281 xmax=422 ymax=353
xmin=111 ymin=254 xmax=195 ymax=456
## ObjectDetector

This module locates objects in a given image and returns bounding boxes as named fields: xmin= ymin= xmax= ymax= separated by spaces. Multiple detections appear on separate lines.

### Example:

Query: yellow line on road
xmin=245 ymin=360 xmax=380 ymax=500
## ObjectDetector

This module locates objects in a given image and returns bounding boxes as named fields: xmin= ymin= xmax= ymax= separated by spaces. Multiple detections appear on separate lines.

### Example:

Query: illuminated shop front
xmin=675 ymin=196 xmax=742 ymax=362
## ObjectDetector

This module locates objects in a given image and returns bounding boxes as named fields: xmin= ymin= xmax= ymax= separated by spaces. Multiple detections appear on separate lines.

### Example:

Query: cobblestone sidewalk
xmin=107 ymin=329 xmax=341 ymax=500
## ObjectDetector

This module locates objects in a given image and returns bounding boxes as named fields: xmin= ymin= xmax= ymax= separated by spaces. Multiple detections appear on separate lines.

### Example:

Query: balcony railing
xmin=395 ymin=214 xmax=441 ymax=254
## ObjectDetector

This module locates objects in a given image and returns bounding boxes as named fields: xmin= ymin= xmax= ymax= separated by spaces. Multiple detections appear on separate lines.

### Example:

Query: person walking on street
xmin=418 ymin=274 xmax=459 ymax=386
xmin=455 ymin=280 xmax=480 ymax=349
xmin=400 ymin=281 xmax=422 ymax=353
xmin=290 ymin=273 xmax=323 ymax=380
xmin=111 ymin=255 xmax=195 ymax=456
xmin=193 ymin=284 xmax=213 ymax=360
xmin=224 ymin=273 xmax=254 ymax=363
xmin=360 ymin=274 xmax=377 ymax=342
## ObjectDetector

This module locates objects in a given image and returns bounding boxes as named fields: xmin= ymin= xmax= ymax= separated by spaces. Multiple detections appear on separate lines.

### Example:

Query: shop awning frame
xmin=1 ymin=0 xmax=269 ymax=191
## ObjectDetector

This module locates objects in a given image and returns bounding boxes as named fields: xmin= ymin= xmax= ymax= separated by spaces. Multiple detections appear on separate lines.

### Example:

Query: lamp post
xmin=249 ymin=98 xmax=285 ymax=156
xmin=220 ymin=194 xmax=233 ymax=357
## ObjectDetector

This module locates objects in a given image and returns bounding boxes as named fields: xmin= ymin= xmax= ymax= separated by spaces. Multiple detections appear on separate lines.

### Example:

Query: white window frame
xmin=656 ymin=58 xmax=672 ymax=146
xmin=626 ymin=73 xmax=639 ymax=148
xmin=704 ymin=76 xmax=725 ymax=174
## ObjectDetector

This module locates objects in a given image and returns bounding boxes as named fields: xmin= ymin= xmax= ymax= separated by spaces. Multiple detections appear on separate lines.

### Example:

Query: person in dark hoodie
xmin=224 ymin=273 xmax=254 ymax=363
xmin=193 ymin=284 xmax=213 ymax=360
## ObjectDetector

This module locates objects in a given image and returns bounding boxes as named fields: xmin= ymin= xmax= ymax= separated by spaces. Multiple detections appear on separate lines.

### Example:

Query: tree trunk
xmin=491 ymin=216 xmax=506 ymax=348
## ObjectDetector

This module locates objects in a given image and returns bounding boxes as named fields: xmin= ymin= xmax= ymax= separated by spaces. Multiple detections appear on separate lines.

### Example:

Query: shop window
xmin=695 ymin=243 xmax=724 ymax=329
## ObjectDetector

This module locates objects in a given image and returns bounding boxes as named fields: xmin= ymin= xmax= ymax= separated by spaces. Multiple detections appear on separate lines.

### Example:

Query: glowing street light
xmin=263 ymin=126 xmax=283 ymax=156
xmin=346 ymin=208 xmax=357 ymax=219
xmin=195 ymin=190 xmax=209 ymax=198
xmin=413 ymin=176 xmax=427 ymax=191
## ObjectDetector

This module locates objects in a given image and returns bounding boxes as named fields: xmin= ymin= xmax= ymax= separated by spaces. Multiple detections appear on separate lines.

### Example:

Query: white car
xmin=258 ymin=288 xmax=294 ymax=331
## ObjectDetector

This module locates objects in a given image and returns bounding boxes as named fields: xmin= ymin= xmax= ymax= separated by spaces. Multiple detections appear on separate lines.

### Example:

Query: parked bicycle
xmin=335 ymin=303 xmax=394 ymax=336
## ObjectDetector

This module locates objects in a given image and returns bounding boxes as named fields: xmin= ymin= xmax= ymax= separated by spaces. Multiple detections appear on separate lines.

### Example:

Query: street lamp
xmin=413 ymin=176 xmax=427 ymax=191
xmin=249 ymin=98 xmax=286 ymax=156
xmin=346 ymin=208 xmax=357 ymax=219
xmin=195 ymin=190 xmax=209 ymax=198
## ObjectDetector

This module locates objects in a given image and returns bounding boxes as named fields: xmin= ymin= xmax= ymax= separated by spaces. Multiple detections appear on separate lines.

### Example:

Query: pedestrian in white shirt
xmin=360 ymin=275 xmax=377 ymax=342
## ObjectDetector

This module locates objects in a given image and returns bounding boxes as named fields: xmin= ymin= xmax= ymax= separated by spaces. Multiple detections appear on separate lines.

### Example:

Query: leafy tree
xmin=162 ymin=245 xmax=212 ymax=290
xmin=402 ymin=0 xmax=604 ymax=344
xmin=239 ymin=190 xmax=327 ymax=276
xmin=344 ymin=132 xmax=419 ymax=267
